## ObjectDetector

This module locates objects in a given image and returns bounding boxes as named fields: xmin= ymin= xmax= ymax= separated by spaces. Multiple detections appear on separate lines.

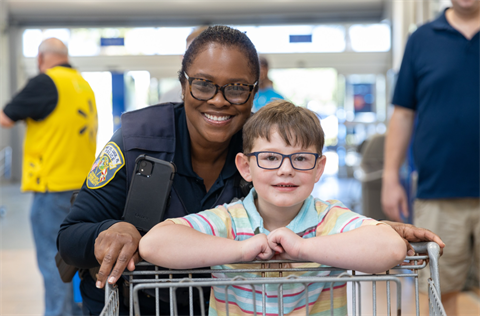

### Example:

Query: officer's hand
xmin=382 ymin=220 xmax=445 ymax=262
xmin=94 ymin=222 xmax=142 ymax=288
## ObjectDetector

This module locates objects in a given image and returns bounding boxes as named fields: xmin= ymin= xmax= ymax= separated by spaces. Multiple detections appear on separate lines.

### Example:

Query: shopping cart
xmin=100 ymin=242 xmax=446 ymax=316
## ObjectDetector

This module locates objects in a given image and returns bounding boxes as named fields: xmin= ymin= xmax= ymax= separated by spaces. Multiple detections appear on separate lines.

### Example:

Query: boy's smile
xmin=236 ymin=129 xmax=326 ymax=229
xmin=272 ymin=182 xmax=298 ymax=191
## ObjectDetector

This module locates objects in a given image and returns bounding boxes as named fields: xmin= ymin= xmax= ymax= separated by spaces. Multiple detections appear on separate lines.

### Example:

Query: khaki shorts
xmin=414 ymin=198 xmax=480 ymax=294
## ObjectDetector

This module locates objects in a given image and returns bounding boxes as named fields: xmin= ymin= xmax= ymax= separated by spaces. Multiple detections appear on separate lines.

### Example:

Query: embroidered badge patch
xmin=87 ymin=142 xmax=125 ymax=189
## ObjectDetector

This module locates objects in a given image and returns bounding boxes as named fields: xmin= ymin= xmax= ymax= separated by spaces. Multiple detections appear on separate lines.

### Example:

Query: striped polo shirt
xmin=168 ymin=188 xmax=380 ymax=316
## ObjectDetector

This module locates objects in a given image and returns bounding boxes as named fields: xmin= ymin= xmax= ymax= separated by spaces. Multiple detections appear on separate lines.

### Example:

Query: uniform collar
xmin=174 ymin=105 xmax=242 ymax=180
xmin=243 ymin=188 xmax=316 ymax=235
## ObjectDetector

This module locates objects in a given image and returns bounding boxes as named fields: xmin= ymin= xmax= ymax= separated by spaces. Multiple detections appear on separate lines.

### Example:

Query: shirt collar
xmin=54 ymin=63 xmax=73 ymax=68
xmin=431 ymin=8 xmax=456 ymax=32
xmin=243 ymin=188 xmax=317 ymax=235
xmin=173 ymin=105 xmax=243 ymax=180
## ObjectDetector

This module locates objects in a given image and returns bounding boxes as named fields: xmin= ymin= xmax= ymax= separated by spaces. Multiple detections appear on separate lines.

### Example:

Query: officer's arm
xmin=57 ymin=176 xmax=127 ymax=268
xmin=57 ymin=131 xmax=128 ymax=269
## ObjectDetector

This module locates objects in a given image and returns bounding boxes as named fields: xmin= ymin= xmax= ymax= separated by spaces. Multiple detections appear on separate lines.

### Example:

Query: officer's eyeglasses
xmin=184 ymin=72 xmax=257 ymax=105
xmin=245 ymin=151 xmax=321 ymax=171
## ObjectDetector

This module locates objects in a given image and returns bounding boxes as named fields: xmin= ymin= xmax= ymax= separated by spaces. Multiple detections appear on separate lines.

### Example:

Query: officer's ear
xmin=180 ymin=78 xmax=186 ymax=101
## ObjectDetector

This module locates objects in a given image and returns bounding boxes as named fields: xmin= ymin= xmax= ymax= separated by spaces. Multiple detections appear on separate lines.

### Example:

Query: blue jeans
xmin=30 ymin=191 xmax=82 ymax=316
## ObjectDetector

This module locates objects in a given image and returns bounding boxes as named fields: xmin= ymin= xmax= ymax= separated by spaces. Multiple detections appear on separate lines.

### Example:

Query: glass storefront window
xmin=23 ymin=29 xmax=43 ymax=57
xmin=124 ymin=28 xmax=159 ymax=55
xmin=268 ymin=68 xmax=340 ymax=147
xmin=125 ymin=71 xmax=151 ymax=111
xmin=22 ymin=23 xmax=389 ymax=57
xmin=156 ymin=27 xmax=194 ymax=55
xmin=269 ymin=68 xmax=338 ymax=110
xmin=313 ymin=25 xmax=346 ymax=52
xmin=23 ymin=29 xmax=71 ymax=57
xmin=349 ymin=23 xmax=391 ymax=52
xmin=233 ymin=25 xmax=345 ymax=53
xmin=69 ymin=29 xmax=101 ymax=56
xmin=81 ymin=72 xmax=113 ymax=155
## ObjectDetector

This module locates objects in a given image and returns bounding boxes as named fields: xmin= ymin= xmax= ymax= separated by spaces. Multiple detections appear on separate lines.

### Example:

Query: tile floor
xmin=0 ymin=183 xmax=44 ymax=315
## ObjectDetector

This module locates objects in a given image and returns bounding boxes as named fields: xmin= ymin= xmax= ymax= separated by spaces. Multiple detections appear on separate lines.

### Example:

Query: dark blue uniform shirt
xmin=173 ymin=107 xmax=241 ymax=216
xmin=392 ymin=9 xmax=480 ymax=199
xmin=57 ymin=105 xmax=244 ymax=269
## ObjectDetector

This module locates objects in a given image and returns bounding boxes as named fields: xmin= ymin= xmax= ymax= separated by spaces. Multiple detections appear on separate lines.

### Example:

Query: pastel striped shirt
xmin=168 ymin=188 xmax=380 ymax=316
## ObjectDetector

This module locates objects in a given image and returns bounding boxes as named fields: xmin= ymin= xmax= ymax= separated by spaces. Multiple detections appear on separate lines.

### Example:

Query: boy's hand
xmin=267 ymin=227 xmax=304 ymax=260
xmin=241 ymin=234 xmax=275 ymax=261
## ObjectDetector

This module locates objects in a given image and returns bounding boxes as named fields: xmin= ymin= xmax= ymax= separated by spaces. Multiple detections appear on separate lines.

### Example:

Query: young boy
xmin=140 ymin=100 xmax=406 ymax=315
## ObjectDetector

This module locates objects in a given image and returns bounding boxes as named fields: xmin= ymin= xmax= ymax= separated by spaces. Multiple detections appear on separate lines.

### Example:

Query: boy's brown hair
xmin=243 ymin=100 xmax=325 ymax=154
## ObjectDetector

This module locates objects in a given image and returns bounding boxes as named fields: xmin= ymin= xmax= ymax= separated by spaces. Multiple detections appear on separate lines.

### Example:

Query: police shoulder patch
xmin=87 ymin=142 xmax=125 ymax=189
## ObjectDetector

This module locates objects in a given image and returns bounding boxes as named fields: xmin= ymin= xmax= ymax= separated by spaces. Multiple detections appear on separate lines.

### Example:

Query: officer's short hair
xmin=179 ymin=25 xmax=260 ymax=94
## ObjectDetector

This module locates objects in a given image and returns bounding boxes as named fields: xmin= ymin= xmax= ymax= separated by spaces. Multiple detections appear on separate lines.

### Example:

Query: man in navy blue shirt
xmin=382 ymin=0 xmax=479 ymax=314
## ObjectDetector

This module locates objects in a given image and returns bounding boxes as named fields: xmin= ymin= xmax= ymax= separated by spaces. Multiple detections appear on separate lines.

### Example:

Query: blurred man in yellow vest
xmin=0 ymin=38 xmax=97 ymax=316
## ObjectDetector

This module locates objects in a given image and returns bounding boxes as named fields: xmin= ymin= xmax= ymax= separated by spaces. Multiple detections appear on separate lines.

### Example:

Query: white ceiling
xmin=6 ymin=0 xmax=389 ymax=27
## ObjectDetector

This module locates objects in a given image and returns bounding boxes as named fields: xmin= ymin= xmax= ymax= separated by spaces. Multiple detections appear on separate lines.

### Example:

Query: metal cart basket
xmin=100 ymin=242 xmax=446 ymax=316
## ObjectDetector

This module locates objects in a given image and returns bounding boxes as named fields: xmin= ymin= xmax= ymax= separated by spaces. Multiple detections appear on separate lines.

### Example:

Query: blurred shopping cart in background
xmin=100 ymin=242 xmax=445 ymax=316
xmin=355 ymin=134 xmax=417 ymax=224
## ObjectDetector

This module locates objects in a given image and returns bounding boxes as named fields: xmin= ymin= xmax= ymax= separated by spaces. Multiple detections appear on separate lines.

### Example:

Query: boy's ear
xmin=314 ymin=155 xmax=327 ymax=182
xmin=235 ymin=153 xmax=253 ymax=182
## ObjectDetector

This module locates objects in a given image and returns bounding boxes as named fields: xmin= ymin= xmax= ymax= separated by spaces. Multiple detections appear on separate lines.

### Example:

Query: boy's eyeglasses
xmin=184 ymin=72 xmax=257 ymax=105
xmin=245 ymin=151 xmax=321 ymax=171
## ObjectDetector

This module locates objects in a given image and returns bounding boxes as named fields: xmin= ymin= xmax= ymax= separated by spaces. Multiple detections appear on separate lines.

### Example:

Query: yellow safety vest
xmin=22 ymin=66 xmax=98 ymax=192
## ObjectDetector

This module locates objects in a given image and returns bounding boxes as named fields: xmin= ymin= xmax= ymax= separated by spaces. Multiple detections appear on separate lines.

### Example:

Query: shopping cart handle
xmin=409 ymin=242 xmax=442 ymax=297
xmin=410 ymin=242 xmax=438 ymax=254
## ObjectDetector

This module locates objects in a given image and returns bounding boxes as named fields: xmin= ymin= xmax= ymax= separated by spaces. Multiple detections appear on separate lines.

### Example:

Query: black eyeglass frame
xmin=184 ymin=72 xmax=257 ymax=105
xmin=245 ymin=151 xmax=321 ymax=171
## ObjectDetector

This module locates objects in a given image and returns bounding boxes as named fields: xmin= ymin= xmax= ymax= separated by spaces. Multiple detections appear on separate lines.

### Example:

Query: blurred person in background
xmin=252 ymin=55 xmax=284 ymax=112
xmin=158 ymin=25 xmax=209 ymax=103
xmin=0 ymin=38 xmax=97 ymax=316
xmin=381 ymin=0 xmax=479 ymax=314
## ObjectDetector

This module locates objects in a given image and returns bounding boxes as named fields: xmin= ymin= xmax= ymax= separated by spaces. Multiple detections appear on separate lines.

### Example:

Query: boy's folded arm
xmin=139 ymin=221 xmax=275 ymax=269
xmin=139 ymin=221 xmax=245 ymax=269
xmin=300 ymin=224 xmax=406 ymax=273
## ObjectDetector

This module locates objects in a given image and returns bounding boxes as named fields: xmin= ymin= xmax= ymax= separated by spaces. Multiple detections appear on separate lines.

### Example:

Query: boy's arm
xmin=139 ymin=221 xmax=274 ymax=269
xmin=268 ymin=224 xmax=406 ymax=274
